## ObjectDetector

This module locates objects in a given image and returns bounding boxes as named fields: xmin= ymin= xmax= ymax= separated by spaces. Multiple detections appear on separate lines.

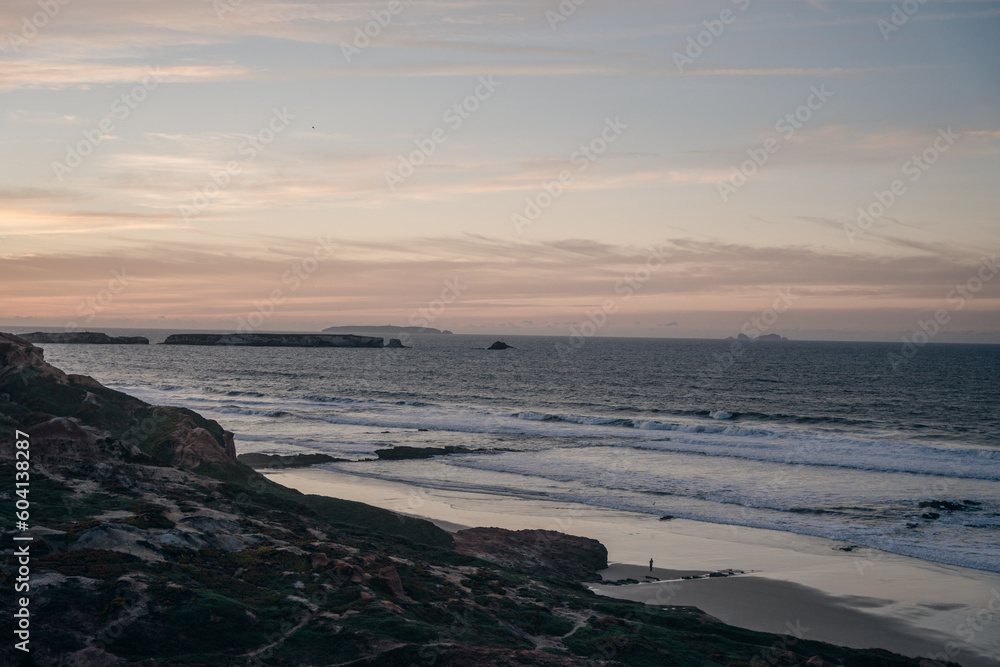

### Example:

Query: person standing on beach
xmin=649 ymin=558 xmax=653 ymax=572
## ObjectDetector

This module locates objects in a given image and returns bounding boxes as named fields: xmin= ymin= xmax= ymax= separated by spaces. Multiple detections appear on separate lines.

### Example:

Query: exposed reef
xmin=374 ymin=445 xmax=473 ymax=460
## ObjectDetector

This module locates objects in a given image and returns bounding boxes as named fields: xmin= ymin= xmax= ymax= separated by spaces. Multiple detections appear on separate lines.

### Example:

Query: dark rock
xmin=374 ymin=446 xmax=472 ymax=461
xmin=922 ymin=512 xmax=940 ymax=520
xmin=385 ymin=338 xmax=408 ymax=348
xmin=728 ymin=332 xmax=789 ymax=341
xmin=658 ymin=515 xmax=674 ymax=521
xmin=378 ymin=566 xmax=412 ymax=601
xmin=19 ymin=332 xmax=148 ymax=345
xmin=919 ymin=500 xmax=974 ymax=512
xmin=453 ymin=527 xmax=609 ymax=583
xmin=487 ymin=341 xmax=513 ymax=350
xmin=162 ymin=333 xmax=384 ymax=348
xmin=237 ymin=453 xmax=345 ymax=469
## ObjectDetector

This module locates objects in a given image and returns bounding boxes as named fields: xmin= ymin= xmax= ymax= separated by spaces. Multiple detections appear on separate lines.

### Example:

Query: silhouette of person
xmin=649 ymin=558 xmax=653 ymax=572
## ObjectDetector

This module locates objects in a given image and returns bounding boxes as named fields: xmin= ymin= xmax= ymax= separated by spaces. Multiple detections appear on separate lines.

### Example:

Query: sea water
xmin=27 ymin=330 xmax=1000 ymax=573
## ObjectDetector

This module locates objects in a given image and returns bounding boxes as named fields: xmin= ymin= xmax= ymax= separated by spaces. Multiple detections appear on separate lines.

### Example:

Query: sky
xmin=0 ymin=0 xmax=998 ymax=342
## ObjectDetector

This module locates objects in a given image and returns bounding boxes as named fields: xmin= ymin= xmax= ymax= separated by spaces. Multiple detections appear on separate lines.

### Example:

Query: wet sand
xmin=265 ymin=467 xmax=1000 ymax=667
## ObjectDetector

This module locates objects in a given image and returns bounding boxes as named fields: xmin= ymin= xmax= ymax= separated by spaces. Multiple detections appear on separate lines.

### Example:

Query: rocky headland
xmin=163 ymin=333 xmax=385 ymax=348
xmin=0 ymin=332 xmax=946 ymax=666
xmin=19 ymin=332 xmax=149 ymax=345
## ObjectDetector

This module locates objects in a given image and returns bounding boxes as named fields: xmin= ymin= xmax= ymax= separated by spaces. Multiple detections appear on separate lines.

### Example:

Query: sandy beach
xmin=266 ymin=466 xmax=1000 ymax=667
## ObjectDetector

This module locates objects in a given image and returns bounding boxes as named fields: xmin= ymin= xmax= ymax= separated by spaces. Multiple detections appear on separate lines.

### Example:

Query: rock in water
xmin=385 ymin=338 xmax=408 ymax=348
xmin=487 ymin=341 xmax=513 ymax=350
xmin=374 ymin=446 xmax=472 ymax=460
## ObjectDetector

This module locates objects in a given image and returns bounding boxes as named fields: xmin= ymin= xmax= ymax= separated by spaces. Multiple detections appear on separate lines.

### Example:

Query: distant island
xmin=163 ymin=333 xmax=386 ymax=347
xmin=323 ymin=325 xmax=453 ymax=335
xmin=19 ymin=331 xmax=149 ymax=345
xmin=725 ymin=333 xmax=789 ymax=342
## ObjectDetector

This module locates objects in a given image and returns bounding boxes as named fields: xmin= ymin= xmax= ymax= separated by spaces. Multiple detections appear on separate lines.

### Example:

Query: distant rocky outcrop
xmin=323 ymin=325 xmax=453 ymax=335
xmin=237 ymin=452 xmax=346 ymax=469
xmin=487 ymin=341 xmax=513 ymax=350
xmin=725 ymin=332 xmax=789 ymax=342
xmin=453 ymin=528 xmax=609 ymax=583
xmin=163 ymin=333 xmax=384 ymax=348
xmin=374 ymin=445 xmax=472 ymax=461
xmin=19 ymin=331 xmax=149 ymax=344
xmin=385 ymin=338 xmax=408 ymax=349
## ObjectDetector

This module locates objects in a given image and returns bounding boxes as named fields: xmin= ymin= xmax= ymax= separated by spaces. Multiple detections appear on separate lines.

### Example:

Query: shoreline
xmin=265 ymin=466 xmax=1000 ymax=667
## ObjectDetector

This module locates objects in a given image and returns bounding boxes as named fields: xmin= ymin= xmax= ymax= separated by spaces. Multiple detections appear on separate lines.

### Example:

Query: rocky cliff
xmin=0 ymin=332 xmax=234 ymax=471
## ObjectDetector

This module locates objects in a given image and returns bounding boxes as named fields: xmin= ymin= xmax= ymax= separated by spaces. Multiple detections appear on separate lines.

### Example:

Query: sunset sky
xmin=1 ymin=0 xmax=998 ymax=341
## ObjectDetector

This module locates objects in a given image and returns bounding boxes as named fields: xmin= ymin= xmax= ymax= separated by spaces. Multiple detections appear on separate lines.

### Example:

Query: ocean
xmin=23 ymin=329 xmax=1000 ymax=573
